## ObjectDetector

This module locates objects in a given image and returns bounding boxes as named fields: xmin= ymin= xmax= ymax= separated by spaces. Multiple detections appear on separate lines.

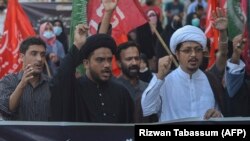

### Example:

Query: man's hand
xmin=156 ymin=55 xmax=173 ymax=80
xmin=212 ymin=7 xmax=227 ymax=31
xmin=233 ymin=34 xmax=246 ymax=54
xmin=231 ymin=34 xmax=247 ymax=64
xmin=204 ymin=108 xmax=222 ymax=120
xmin=19 ymin=64 xmax=34 ymax=88
xmin=102 ymin=0 xmax=118 ymax=13
xmin=73 ymin=24 xmax=89 ymax=50
xmin=49 ymin=53 xmax=59 ymax=63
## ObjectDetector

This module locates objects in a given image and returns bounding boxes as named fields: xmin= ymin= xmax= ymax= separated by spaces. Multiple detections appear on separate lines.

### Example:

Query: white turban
xmin=170 ymin=25 xmax=207 ymax=54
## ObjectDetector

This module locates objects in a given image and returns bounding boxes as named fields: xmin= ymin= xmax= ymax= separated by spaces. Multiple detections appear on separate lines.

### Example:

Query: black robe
xmin=227 ymin=78 xmax=250 ymax=117
xmin=50 ymin=45 xmax=134 ymax=123
xmin=75 ymin=76 xmax=134 ymax=123
xmin=49 ymin=45 xmax=80 ymax=121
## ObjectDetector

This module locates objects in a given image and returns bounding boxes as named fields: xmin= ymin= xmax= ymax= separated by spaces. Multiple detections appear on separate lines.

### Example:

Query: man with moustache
xmin=50 ymin=24 xmax=134 ymax=122
xmin=50 ymin=0 xmax=133 ymax=122
xmin=69 ymin=32 xmax=134 ymax=123
xmin=141 ymin=25 xmax=225 ymax=122
xmin=115 ymin=41 xmax=158 ymax=123
xmin=0 ymin=37 xmax=51 ymax=121
xmin=0 ymin=23 xmax=134 ymax=123
xmin=116 ymin=42 xmax=147 ymax=101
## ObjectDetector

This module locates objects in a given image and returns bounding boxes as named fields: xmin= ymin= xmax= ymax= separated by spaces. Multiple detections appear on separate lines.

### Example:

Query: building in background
xmin=21 ymin=2 xmax=72 ymax=35
xmin=18 ymin=0 xmax=72 ymax=2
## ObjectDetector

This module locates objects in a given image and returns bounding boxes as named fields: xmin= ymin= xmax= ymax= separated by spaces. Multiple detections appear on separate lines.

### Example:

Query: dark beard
xmin=89 ymin=68 xmax=110 ymax=84
xmin=121 ymin=63 xmax=139 ymax=79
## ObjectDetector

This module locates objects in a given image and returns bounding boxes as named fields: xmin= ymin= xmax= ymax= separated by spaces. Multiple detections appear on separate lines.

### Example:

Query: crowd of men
xmin=0 ymin=0 xmax=249 ymax=123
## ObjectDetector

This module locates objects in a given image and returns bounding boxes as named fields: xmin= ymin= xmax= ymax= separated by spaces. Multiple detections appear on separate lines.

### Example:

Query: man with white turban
xmin=141 ymin=25 xmax=225 ymax=122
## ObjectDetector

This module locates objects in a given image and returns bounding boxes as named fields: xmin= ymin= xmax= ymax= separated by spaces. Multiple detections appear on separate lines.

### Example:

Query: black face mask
xmin=200 ymin=57 xmax=209 ymax=71
xmin=0 ymin=5 xmax=6 ymax=12
xmin=172 ymin=21 xmax=182 ymax=30
xmin=146 ymin=0 xmax=154 ymax=5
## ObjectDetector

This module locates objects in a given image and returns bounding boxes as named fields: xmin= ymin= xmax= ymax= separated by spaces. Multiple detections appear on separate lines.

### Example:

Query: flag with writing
xmin=0 ymin=0 xmax=36 ymax=78
xmin=69 ymin=0 xmax=88 ymax=47
xmin=88 ymin=0 xmax=147 ymax=75
xmin=88 ymin=0 xmax=147 ymax=42
xmin=69 ymin=0 xmax=88 ymax=76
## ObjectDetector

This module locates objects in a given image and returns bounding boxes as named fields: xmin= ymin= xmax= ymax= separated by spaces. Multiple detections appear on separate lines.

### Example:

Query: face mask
xmin=53 ymin=26 xmax=62 ymax=36
xmin=172 ymin=20 xmax=182 ymax=30
xmin=192 ymin=18 xmax=200 ymax=27
xmin=0 ymin=5 xmax=6 ymax=12
xmin=149 ymin=15 xmax=157 ymax=25
xmin=146 ymin=0 xmax=154 ymax=5
xmin=43 ymin=31 xmax=55 ymax=39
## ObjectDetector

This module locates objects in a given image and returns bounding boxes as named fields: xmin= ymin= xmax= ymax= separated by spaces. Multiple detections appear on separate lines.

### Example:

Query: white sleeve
xmin=141 ymin=74 xmax=164 ymax=116
xmin=225 ymin=59 xmax=245 ymax=97
xmin=226 ymin=59 xmax=245 ymax=74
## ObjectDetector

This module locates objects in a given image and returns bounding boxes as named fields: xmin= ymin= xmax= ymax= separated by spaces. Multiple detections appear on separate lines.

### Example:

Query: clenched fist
xmin=156 ymin=55 xmax=173 ymax=80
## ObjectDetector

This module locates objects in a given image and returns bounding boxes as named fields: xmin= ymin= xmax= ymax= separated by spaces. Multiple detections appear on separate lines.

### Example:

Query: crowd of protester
xmin=0 ymin=0 xmax=249 ymax=123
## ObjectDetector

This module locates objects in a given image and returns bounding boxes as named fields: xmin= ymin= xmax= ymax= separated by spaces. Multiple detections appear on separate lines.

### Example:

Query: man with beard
xmin=116 ymin=42 xmax=147 ymax=101
xmin=141 ymin=25 xmax=226 ymax=122
xmin=50 ymin=23 xmax=134 ymax=122
xmin=0 ymin=37 xmax=51 ymax=120
xmin=115 ymin=41 xmax=158 ymax=123
xmin=49 ymin=0 xmax=133 ymax=122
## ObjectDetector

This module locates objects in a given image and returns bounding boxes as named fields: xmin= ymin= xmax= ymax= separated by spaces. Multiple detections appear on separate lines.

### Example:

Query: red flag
xmin=111 ymin=33 xmax=128 ymax=76
xmin=205 ymin=0 xmax=219 ymax=68
xmin=241 ymin=0 xmax=247 ymax=15
xmin=87 ymin=0 xmax=147 ymax=42
xmin=0 ymin=0 xmax=35 ymax=78
xmin=221 ymin=0 xmax=227 ymax=9
xmin=88 ymin=0 xmax=147 ymax=76
xmin=242 ymin=0 xmax=250 ymax=76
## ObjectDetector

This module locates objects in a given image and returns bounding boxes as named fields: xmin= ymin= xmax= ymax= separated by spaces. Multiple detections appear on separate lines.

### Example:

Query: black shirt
xmin=75 ymin=75 xmax=134 ymax=123
xmin=50 ymin=45 xmax=134 ymax=123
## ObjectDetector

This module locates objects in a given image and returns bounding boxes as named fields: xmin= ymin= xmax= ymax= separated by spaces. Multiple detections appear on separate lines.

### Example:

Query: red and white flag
xmin=221 ymin=0 xmax=227 ymax=9
xmin=0 ymin=0 xmax=35 ymax=78
xmin=205 ymin=0 xmax=219 ymax=68
xmin=88 ymin=0 xmax=147 ymax=42
xmin=87 ymin=0 xmax=147 ymax=75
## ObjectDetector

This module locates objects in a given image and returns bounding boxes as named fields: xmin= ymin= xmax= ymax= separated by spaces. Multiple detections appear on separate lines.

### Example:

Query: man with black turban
xmin=50 ymin=24 xmax=134 ymax=123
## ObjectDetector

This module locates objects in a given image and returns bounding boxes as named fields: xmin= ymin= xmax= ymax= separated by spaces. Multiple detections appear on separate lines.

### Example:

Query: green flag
xmin=70 ymin=0 xmax=88 ymax=46
xmin=227 ymin=0 xmax=245 ymax=40
xmin=69 ymin=0 xmax=88 ymax=76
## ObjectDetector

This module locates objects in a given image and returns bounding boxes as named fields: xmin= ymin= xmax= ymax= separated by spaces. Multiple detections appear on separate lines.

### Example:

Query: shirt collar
xmin=176 ymin=66 xmax=203 ymax=79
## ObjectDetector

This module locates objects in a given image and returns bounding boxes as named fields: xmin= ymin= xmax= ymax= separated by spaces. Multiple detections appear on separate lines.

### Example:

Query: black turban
xmin=82 ymin=34 xmax=117 ymax=59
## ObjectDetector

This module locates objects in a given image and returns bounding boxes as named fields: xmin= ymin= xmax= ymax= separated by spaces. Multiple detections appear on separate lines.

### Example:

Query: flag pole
xmin=149 ymin=22 xmax=179 ymax=67
xmin=45 ymin=60 xmax=52 ymax=78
